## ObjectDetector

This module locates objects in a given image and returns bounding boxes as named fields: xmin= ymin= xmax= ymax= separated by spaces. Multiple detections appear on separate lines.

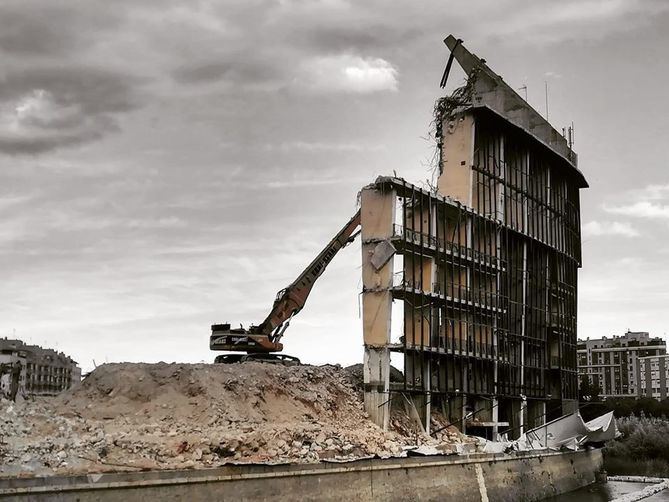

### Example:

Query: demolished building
xmin=361 ymin=36 xmax=588 ymax=439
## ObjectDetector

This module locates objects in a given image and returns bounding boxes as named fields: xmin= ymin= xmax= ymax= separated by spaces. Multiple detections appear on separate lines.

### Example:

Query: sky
xmin=2 ymin=0 xmax=669 ymax=372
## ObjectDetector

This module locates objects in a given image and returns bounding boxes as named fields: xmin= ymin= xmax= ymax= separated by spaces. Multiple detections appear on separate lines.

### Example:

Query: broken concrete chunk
xmin=370 ymin=240 xmax=396 ymax=271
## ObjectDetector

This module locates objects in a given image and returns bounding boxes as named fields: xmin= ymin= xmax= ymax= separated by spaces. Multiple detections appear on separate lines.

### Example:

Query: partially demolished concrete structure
xmin=361 ymin=36 xmax=588 ymax=439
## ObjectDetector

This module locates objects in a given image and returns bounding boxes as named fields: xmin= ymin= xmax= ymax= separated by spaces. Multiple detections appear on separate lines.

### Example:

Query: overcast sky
xmin=2 ymin=0 xmax=669 ymax=371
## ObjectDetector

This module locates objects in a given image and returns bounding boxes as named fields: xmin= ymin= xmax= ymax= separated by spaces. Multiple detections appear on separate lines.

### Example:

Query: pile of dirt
xmin=343 ymin=363 xmax=405 ymax=387
xmin=0 ymin=362 xmax=472 ymax=478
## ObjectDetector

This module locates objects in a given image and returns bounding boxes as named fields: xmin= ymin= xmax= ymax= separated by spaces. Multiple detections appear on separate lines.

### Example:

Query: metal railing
xmin=392 ymin=275 xmax=505 ymax=310
xmin=432 ymin=281 xmax=501 ymax=309
xmin=405 ymin=336 xmax=497 ymax=358
xmin=391 ymin=224 xmax=503 ymax=269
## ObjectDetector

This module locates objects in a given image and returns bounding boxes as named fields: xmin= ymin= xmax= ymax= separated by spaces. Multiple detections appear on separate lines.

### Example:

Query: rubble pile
xmin=0 ymin=362 xmax=471 ymax=477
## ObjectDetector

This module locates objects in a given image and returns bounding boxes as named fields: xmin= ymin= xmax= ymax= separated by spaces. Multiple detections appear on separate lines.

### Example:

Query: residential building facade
xmin=638 ymin=354 xmax=669 ymax=400
xmin=577 ymin=331 xmax=666 ymax=398
xmin=0 ymin=338 xmax=81 ymax=398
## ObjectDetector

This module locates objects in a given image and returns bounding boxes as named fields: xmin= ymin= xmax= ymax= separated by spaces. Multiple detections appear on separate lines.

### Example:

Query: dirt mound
xmin=56 ymin=362 xmax=358 ymax=425
xmin=344 ymin=363 xmax=404 ymax=387
xmin=0 ymin=362 xmax=470 ymax=478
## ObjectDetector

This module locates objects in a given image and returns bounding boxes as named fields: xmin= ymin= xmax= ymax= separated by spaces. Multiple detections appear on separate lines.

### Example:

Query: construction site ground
xmin=0 ymin=362 xmax=476 ymax=478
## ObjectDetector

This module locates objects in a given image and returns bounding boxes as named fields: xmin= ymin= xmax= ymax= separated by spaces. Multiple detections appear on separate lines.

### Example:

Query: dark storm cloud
xmin=0 ymin=67 xmax=141 ymax=113
xmin=169 ymin=3 xmax=419 ymax=91
xmin=0 ymin=67 xmax=141 ymax=115
xmin=0 ymin=124 xmax=111 ymax=156
xmin=0 ymin=66 xmax=144 ymax=155
xmin=0 ymin=6 xmax=76 ymax=56
xmin=292 ymin=24 xmax=424 ymax=53
xmin=172 ymin=59 xmax=282 ymax=86
xmin=0 ymin=1 xmax=123 ymax=57
xmin=0 ymin=1 xmax=145 ymax=154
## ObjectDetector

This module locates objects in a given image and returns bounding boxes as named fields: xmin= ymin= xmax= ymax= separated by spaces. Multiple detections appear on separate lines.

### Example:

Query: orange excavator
xmin=210 ymin=209 xmax=361 ymax=363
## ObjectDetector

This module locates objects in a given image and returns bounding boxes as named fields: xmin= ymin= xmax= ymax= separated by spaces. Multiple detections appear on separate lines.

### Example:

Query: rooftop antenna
xmin=544 ymin=81 xmax=549 ymax=120
xmin=518 ymin=85 xmax=528 ymax=101
xmin=568 ymin=121 xmax=574 ymax=149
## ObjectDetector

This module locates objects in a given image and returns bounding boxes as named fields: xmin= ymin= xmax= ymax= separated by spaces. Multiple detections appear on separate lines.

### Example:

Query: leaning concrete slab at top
xmin=442 ymin=34 xmax=587 ymax=188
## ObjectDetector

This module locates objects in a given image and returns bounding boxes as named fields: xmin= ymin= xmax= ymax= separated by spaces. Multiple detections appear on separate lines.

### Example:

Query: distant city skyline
xmin=2 ymin=0 xmax=669 ymax=372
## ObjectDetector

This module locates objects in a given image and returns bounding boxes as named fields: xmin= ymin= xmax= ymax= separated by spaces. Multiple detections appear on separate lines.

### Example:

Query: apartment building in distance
xmin=577 ymin=331 xmax=666 ymax=398
xmin=0 ymin=338 xmax=81 ymax=398
xmin=638 ymin=354 xmax=669 ymax=400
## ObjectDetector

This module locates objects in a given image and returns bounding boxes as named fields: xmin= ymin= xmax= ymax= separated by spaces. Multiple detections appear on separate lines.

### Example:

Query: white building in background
xmin=577 ymin=331 xmax=666 ymax=399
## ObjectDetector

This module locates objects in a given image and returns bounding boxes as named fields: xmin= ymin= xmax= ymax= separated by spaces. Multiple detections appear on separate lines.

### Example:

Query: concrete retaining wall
xmin=0 ymin=449 xmax=603 ymax=502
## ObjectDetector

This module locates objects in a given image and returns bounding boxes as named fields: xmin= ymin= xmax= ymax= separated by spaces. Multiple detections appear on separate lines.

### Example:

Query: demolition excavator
xmin=210 ymin=209 xmax=361 ymax=363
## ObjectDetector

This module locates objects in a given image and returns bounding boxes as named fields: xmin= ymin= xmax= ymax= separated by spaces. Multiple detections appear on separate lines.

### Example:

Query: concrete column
xmin=521 ymin=396 xmax=527 ymax=435
xmin=526 ymin=400 xmax=546 ymax=430
xmin=410 ymin=392 xmax=431 ymax=435
xmin=363 ymin=348 xmax=390 ymax=430
xmin=507 ymin=398 xmax=525 ymax=440
xmin=448 ymin=395 xmax=466 ymax=432
xmin=361 ymin=186 xmax=395 ymax=430
xmin=412 ymin=360 xmax=432 ymax=434
xmin=436 ymin=112 xmax=475 ymax=205
xmin=520 ymin=242 xmax=527 ymax=391
xmin=423 ymin=360 xmax=431 ymax=434
xmin=491 ymin=398 xmax=500 ymax=439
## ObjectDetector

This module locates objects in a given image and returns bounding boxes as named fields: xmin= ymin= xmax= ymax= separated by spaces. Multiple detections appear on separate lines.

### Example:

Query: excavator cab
xmin=210 ymin=323 xmax=283 ymax=353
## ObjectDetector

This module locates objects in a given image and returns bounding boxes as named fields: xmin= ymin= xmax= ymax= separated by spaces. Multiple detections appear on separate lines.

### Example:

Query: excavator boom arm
xmin=257 ymin=209 xmax=361 ymax=338
xmin=210 ymin=209 xmax=361 ymax=355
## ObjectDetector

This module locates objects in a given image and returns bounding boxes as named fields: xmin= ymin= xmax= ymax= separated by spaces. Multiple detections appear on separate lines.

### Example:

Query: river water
xmin=545 ymin=480 xmax=669 ymax=501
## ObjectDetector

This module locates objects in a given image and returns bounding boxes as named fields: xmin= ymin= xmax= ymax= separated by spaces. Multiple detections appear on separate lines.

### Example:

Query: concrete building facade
xmin=361 ymin=37 xmax=587 ymax=438
xmin=0 ymin=338 xmax=81 ymax=398
xmin=577 ymin=331 xmax=666 ymax=399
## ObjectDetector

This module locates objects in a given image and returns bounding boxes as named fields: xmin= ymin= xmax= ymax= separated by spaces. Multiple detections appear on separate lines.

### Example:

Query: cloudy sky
xmin=2 ymin=0 xmax=669 ymax=371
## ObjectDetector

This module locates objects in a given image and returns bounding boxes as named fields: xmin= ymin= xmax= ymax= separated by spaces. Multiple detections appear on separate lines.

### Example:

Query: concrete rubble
xmin=0 ymin=362 xmax=476 ymax=477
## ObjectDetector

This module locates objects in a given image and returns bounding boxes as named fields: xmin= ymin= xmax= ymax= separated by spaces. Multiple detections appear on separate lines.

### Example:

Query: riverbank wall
xmin=0 ymin=448 xmax=603 ymax=501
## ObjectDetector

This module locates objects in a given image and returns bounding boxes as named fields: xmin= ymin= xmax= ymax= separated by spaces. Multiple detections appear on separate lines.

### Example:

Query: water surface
xmin=545 ymin=480 xmax=666 ymax=501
